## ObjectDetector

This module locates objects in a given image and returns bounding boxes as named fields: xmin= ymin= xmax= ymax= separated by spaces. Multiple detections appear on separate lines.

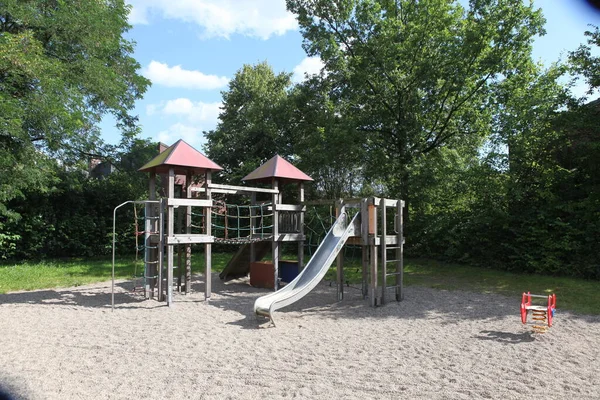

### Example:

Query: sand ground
xmin=0 ymin=274 xmax=599 ymax=400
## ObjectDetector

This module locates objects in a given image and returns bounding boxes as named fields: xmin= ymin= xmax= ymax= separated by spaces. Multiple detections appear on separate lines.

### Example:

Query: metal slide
xmin=254 ymin=211 xmax=361 ymax=323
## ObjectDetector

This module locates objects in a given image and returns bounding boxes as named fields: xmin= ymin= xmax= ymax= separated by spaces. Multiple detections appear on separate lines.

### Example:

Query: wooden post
xmin=167 ymin=167 xmax=175 ymax=306
xmin=158 ymin=198 xmax=165 ymax=301
xmin=380 ymin=199 xmax=387 ymax=305
xmin=361 ymin=198 xmax=369 ymax=299
xmin=204 ymin=170 xmax=212 ymax=300
xmin=250 ymin=192 xmax=256 ymax=262
xmin=369 ymin=198 xmax=378 ymax=307
xmin=298 ymin=182 xmax=305 ymax=271
xmin=185 ymin=171 xmax=192 ymax=295
xmin=336 ymin=199 xmax=344 ymax=301
xmin=397 ymin=200 xmax=404 ymax=301
xmin=272 ymin=179 xmax=279 ymax=291
xmin=176 ymin=208 xmax=183 ymax=292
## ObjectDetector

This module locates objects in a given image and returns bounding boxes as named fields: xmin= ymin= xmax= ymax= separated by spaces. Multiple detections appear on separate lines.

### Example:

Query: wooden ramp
xmin=219 ymin=241 xmax=271 ymax=280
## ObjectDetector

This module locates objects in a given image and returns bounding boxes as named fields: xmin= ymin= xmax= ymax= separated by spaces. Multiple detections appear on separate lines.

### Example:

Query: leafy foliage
xmin=0 ymin=0 xmax=150 ymax=222
xmin=287 ymin=0 xmax=545 ymax=203
xmin=204 ymin=62 xmax=294 ymax=183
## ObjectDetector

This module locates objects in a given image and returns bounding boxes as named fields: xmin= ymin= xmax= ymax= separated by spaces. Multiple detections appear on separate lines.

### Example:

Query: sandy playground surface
xmin=0 ymin=273 xmax=599 ymax=400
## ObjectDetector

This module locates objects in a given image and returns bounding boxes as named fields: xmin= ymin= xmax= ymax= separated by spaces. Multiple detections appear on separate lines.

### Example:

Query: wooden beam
xmin=208 ymin=183 xmax=279 ymax=194
xmin=167 ymin=235 xmax=214 ymax=244
xmin=205 ymin=170 xmax=212 ymax=301
xmin=272 ymin=179 xmax=279 ymax=291
xmin=271 ymin=204 xmax=306 ymax=212
xmin=166 ymin=198 xmax=212 ymax=207
xmin=167 ymin=167 xmax=175 ymax=306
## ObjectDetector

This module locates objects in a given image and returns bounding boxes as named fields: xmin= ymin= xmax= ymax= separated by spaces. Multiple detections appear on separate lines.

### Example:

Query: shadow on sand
xmin=0 ymin=280 xmax=159 ymax=310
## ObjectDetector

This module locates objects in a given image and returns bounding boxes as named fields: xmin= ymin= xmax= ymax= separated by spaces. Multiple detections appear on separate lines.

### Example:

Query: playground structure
xmin=521 ymin=292 xmax=557 ymax=333
xmin=254 ymin=196 xmax=404 ymax=322
xmin=111 ymin=140 xmax=405 ymax=317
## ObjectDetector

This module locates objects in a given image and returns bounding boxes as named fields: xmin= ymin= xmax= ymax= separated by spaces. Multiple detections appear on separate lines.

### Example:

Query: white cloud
xmin=146 ymin=103 xmax=159 ymax=116
xmin=148 ymin=99 xmax=222 ymax=146
xmin=157 ymin=123 xmax=203 ymax=147
xmin=159 ymin=98 xmax=221 ymax=124
xmin=127 ymin=3 xmax=148 ymax=25
xmin=144 ymin=61 xmax=229 ymax=90
xmin=127 ymin=0 xmax=297 ymax=40
xmin=292 ymin=56 xmax=325 ymax=83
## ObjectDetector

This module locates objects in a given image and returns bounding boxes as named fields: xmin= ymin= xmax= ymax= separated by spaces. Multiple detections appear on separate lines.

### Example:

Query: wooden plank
xmin=369 ymin=202 xmax=378 ymax=307
xmin=167 ymin=235 xmax=214 ymax=244
xmin=380 ymin=200 xmax=387 ymax=305
xmin=272 ymin=179 xmax=279 ymax=291
xmin=272 ymin=204 xmax=306 ymax=212
xmin=361 ymin=198 xmax=369 ymax=300
xmin=371 ymin=236 xmax=403 ymax=246
xmin=250 ymin=192 xmax=256 ymax=263
xmin=298 ymin=182 xmax=304 ymax=271
xmin=158 ymin=199 xmax=165 ymax=301
xmin=372 ymin=197 xmax=401 ymax=207
xmin=190 ymin=187 xmax=237 ymax=195
xmin=167 ymin=198 xmax=212 ymax=207
xmin=397 ymin=199 xmax=404 ymax=301
xmin=208 ymin=183 xmax=279 ymax=194
xmin=167 ymin=167 xmax=175 ymax=306
xmin=273 ymin=233 xmax=305 ymax=242
xmin=205 ymin=170 xmax=212 ymax=300
xmin=185 ymin=171 xmax=192 ymax=295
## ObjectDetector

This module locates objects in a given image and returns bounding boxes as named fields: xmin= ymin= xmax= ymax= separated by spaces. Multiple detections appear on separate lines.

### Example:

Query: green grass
xmin=326 ymin=257 xmax=600 ymax=315
xmin=1 ymin=254 xmax=599 ymax=315
xmin=0 ymin=253 xmax=236 ymax=294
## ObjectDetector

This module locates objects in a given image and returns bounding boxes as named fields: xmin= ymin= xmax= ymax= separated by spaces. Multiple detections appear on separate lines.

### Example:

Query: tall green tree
xmin=205 ymin=62 xmax=293 ymax=183
xmin=0 ymin=0 xmax=150 ymax=221
xmin=569 ymin=25 xmax=600 ymax=94
xmin=286 ymin=0 xmax=546 ymax=208
xmin=289 ymin=76 xmax=365 ymax=199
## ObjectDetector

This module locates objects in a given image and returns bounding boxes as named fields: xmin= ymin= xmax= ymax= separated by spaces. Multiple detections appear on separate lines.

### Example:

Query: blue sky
xmin=101 ymin=0 xmax=600 ymax=149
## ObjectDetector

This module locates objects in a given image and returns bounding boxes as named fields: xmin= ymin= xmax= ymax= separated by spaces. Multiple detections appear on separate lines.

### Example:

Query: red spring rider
xmin=521 ymin=292 xmax=557 ymax=329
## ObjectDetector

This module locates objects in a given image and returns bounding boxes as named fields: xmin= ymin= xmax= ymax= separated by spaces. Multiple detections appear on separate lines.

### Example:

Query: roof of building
xmin=138 ymin=139 xmax=223 ymax=174
xmin=242 ymin=155 xmax=313 ymax=183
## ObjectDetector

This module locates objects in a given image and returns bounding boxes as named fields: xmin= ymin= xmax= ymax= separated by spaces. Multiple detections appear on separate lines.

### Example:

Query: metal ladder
xmin=380 ymin=200 xmax=404 ymax=305
xmin=143 ymin=201 xmax=162 ymax=299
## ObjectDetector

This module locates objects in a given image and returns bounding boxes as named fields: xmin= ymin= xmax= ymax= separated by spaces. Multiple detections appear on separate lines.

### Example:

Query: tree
xmin=569 ymin=25 xmax=600 ymax=94
xmin=0 ymin=0 xmax=150 ymax=222
xmin=288 ymin=76 xmax=365 ymax=199
xmin=286 ymin=0 xmax=546 ymax=208
xmin=204 ymin=62 xmax=293 ymax=184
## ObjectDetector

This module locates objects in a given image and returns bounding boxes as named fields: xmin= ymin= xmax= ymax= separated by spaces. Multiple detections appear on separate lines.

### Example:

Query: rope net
xmin=188 ymin=201 xmax=275 ymax=243
xmin=304 ymin=205 xmax=361 ymax=258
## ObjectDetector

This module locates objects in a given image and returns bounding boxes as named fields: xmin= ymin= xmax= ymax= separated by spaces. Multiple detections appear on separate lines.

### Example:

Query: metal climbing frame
xmin=111 ymin=200 xmax=162 ymax=311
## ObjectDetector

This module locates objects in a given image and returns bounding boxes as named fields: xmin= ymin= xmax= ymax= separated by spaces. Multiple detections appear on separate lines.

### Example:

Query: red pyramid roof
xmin=242 ymin=155 xmax=313 ymax=182
xmin=139 ymin=139 xmax=222 ymax=174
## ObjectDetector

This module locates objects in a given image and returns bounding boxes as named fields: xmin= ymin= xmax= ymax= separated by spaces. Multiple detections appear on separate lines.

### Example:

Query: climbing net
xmin=304 ymin=205 xmax=361 ymax=258
xmin=190 ymin=200 xmax=274 ymax=244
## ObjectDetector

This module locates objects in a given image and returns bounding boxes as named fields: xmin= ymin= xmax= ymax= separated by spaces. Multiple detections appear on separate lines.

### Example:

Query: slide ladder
xmin=254 ymin=210 xmax=361 ymax=323
xmin=380 ymin=201 xmax=404 ymax=304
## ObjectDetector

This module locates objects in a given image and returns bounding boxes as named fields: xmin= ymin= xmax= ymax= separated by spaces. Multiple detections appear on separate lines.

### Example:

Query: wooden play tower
xmin=111 ymin=140 xmax=404 ymax=311
xmin=131 ymin=140 xmax=314 ymax=306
